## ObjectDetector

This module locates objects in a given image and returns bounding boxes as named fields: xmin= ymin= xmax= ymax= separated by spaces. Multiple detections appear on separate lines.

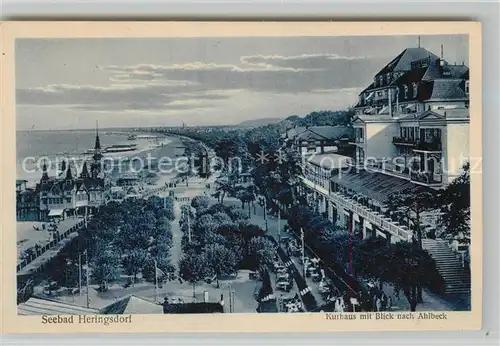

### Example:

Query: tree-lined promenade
xmin=156 ymin=113 xmax=470 ymax=312
xmin=24 ymin=109 xmax=470 ymax=312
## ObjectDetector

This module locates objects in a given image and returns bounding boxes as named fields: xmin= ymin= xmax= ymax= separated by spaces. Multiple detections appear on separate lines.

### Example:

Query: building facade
xmin=17 ymin=128 xmax=107 ymax=221
xmin=296 ymin=45 xmax=470 ymax=244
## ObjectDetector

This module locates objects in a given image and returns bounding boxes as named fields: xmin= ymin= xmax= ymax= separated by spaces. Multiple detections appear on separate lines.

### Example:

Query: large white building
xmin=298 ymin=45 xmax=470 ymax=244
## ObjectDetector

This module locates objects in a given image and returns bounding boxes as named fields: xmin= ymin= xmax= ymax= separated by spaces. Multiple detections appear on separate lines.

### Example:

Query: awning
xmin=331 ymin=170 xmax=434 ymax=204
xmin=48 ymin=209 xmax=64 ymax=217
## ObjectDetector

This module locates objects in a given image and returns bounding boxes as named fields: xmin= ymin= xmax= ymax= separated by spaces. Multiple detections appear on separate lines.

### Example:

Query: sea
xmin=16 ymin=130 xmax=183 ymax=185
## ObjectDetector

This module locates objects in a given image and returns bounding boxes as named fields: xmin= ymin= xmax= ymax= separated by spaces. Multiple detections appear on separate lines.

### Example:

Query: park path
xmin=170 ymin=201 xmax=183 ymax=273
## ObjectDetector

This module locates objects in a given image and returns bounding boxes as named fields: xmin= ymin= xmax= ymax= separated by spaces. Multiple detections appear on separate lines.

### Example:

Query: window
xmin=379 ymin=75 xmax=383 ymax=86
xmin=404 ymin=85 xmax=409 ymax=99
xmin=412 ymin=83 xmax=418 ymax=97
xmin=386 ymin=73 xmax=392 ymax=83
xmin=66 ymin=197 xmax=71 ymax=203
xmin=465 ymin=81 xmax=469 ymax=95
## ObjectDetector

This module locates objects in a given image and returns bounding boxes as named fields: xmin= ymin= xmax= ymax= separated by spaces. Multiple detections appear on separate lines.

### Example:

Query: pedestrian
xmin=387 ymin=295 xmax=393 ymax=311
xmin=376 ymin=296 xmax=382 ymax=312
xmin=381 ymin=292 xmax=387 ymax=311
xmin=372 ymin=294 xmax=378 ymax=311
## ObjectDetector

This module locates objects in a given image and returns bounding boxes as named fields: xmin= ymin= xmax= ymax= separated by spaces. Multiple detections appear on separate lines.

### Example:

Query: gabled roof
xmin=306 ymin=153 xmax=351 ymax=170
xmin=295 ymin=126 xmax=353 ymax=141
xmin=375 ymin=48 xmax=440 ymax=77
xmin=417 ymin=110 xmax=446 ymax=121
xmin=100 ymin=295 xmax=163 ymax=315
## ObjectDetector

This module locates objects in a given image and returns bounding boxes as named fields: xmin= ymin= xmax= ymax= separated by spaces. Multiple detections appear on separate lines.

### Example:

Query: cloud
xmin=17 ymin=52 xmax=386 ymax=112
xmin=16 ymin=83 xmax=229 ymax=112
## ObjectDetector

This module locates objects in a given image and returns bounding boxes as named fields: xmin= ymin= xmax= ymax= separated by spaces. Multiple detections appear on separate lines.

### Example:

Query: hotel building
xmin=296 ymin=45 xmax=470 ymax=295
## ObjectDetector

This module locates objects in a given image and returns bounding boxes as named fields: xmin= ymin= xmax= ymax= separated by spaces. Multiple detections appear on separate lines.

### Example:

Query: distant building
xmin=18 ymin=126 xmax=107 ymax=221
xmin=283 ymin=126 xmax=353 ymax=156
xmin=16 ymin=180 xmax=39 ymax=221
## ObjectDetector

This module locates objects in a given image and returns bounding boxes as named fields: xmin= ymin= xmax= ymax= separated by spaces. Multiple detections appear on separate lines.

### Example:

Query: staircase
xmin=422 ymin=239 xmax=471 ymax=295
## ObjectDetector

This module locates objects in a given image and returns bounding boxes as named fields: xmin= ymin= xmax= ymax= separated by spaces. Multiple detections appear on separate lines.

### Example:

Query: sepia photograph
xmin=1 ymin=21 xmax=482 ymax=333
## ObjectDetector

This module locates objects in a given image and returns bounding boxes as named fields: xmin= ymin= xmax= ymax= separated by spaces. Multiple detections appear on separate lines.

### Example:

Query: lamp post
xmin=277 ymin=202 xmax=281 ymax=243
xmin=301 ymin=228 xmax=305 ymax=279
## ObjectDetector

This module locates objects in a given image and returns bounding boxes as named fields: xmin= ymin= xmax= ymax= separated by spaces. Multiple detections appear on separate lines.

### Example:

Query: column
xmin=358 ymin=215 xmax=364 ymax=240
xmin=351 ymin=212 xmax=356 ymax=235
xmin=362 ymin=219 xmax=368 ymax=239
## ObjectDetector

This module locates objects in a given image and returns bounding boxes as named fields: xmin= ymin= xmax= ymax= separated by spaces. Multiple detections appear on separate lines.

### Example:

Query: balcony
xmin=392 ymin=136 xmax=416 ymax=147
xmin=410 ymin=171 xmax=443 ymax=186
xmin=349 ymin=137 xmax=365 ymax=145
xmin=414 ymin=139 xmax=442 ymax=152
xmin=329 ymin=192 xmax=412 ymax=242
xmin=365 ymin=160 xmax=410 ymax=180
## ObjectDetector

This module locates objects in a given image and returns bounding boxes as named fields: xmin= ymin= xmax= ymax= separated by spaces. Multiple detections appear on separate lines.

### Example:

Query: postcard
xmin=0 ymin=21 xmax=482 ymax=333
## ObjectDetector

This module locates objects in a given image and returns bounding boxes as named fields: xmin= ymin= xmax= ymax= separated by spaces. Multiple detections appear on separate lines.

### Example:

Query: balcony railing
xmin=414 ymin=140 xmax=442 ymax=151
xmin=392 ymin=136 xmax=416 ymax=146
xmin=410 ymin=171 xmax=443 ymax=185
xmin=330 ymin=192 xmax=412 ymax=242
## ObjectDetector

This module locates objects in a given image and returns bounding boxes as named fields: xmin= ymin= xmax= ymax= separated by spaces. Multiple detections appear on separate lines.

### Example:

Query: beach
xmin=16 ymin=130 xmax=181 ymax=187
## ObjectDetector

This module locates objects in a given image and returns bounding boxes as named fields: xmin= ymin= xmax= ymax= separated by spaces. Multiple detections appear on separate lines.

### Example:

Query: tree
xmin=438 ymin=162 xmax=470 ymax=240
xmin=386 ymin=188 xmax=438 ymax=302
xmin=204 ymin=243 xmax=238 ymax=288
xmin=248 ymin=237 xmax=276 ymax=271
xmin=90 ymin=249 xmax=121 ymax=292
xmin=354 ymin=238 xmax=443 ymax=312
xmin=213 ymin=176 xmax=234 ymax=205
xmin=191 ymin=195 xmax=211 ymax=211
xmin=383 ymin=241 xmax=443 ymax=311
xmin=386 ymin=189 xmax=438 ymax=249
xmin=178 ymin=251 xmax=208 ymax=297
xmin=122 ymin=249 xmax=148 ymax=283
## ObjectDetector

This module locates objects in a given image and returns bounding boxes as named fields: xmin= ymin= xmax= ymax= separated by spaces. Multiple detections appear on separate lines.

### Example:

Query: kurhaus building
xmin=296 ymin=45 xmax=470 ymax=295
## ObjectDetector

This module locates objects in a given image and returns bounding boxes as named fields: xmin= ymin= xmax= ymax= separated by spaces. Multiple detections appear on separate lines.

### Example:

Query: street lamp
xmin=301 ymin=228 xmax=305 ymax=279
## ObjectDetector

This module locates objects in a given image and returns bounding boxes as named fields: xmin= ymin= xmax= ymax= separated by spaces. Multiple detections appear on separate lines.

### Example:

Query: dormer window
xmin=465 ymin=81 xmax=469 ymax=95
xmin=404 ymin=85 xmax=409 ymax=99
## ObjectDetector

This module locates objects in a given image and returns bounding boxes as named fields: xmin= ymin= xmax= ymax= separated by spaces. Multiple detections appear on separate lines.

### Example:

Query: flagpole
xmin=154 ymin=260 xmax=159 ymax=303
xmin=187 ymin=210 xmax=192 ymax=243
xmin=277 ymin=203 xmax=281 ymax=243
xmin=78 ymin=253 xmax=82 ymax=297
xmin=85 ymin=250 xmax=90 ymax=308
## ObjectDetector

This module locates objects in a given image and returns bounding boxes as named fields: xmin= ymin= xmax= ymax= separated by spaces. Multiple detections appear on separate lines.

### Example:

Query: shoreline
xmin=17 ymin=131 xmax=178 ymax=187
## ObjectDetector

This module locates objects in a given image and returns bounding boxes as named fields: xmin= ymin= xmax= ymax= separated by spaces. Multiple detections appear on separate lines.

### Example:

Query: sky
xmin=16 ymin=34 xmax=468 ymax=130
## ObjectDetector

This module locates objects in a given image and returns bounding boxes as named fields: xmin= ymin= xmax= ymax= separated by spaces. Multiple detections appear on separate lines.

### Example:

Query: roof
xmin=295 ymin=126 xmax=353 ymax=141
xmin=306 ymin=153 xmax=351 ymax=170
xmin=353 ymin=114 xmax=397 ymax=123
xmin=376 ymin=48 xmax=440 ymax=76
xmin=163 ymin=302 xmax=224 ymax=314
xmin=392 ymin=66 xmax=428 ymax=85
xmin=331 ymin=170 xmax=434 ymax=204
xmin=442 ymin=108 xmax=470 ymax=120
xmin=17 ymin=297 xmax=99 ymax=315
xmin=428 ymin=79 xmax=467 ymax=100
xmin=100 ymin=295 xmax=163 ymax=315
